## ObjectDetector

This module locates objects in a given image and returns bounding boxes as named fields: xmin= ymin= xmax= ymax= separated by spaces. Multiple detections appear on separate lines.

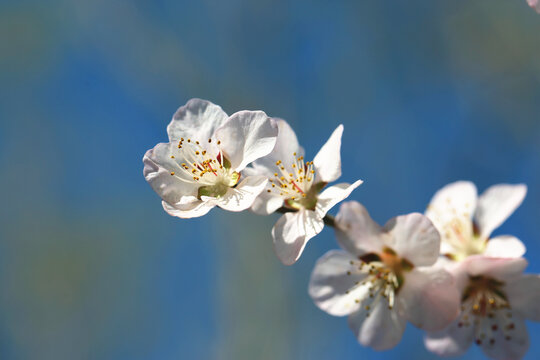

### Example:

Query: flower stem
xmin=276 ymin=207 xmax=336 ymax=228
xmin=323 ymin=214 xmax=336 ymax=227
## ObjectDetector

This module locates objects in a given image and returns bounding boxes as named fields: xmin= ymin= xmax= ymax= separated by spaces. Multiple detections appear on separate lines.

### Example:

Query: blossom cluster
xmin=143 ymin=99 xmax=361 ymax=264
xmin=143 ymin=99 xmax=539 ymax=359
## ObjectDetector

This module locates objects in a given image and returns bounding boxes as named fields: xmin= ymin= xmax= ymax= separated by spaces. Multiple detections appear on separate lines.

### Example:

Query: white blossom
xmin=309 ymin=201 xmax=460 ymax=350
xmin=425 ymin=256 xmax=540 ymax=360
xmin=245 ymin=119 xmax=362 ymax=265
xmin=143 ymin=99 xmax=278 ymax=218
xmin=426 ymin=181 xmax=527 ymax=261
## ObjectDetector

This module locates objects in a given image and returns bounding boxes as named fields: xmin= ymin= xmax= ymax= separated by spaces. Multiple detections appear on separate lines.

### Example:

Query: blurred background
xmin=1 ymin=0 xmax=539 ymax=359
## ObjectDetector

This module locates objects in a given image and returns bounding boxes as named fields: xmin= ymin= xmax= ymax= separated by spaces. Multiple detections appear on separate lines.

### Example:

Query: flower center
xmin=441 ymin=218 xmax=486 ymax=261
xmin=458 ymin=276 xmax=515 ymax=346
xmin=344 ymin=247 xmax=413 ymax=317
xmin=169 ymin=137 xmax=240 ymax=198
xmin=265 ymin=153 xmax=324 ymax=210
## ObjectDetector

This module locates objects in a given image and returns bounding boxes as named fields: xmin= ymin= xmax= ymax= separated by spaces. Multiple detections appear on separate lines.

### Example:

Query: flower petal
xmin=481 ymin=315 xmax=529 ymax=360
xmin=309 ymin=250 xmax=369 ymax=316
xmin=506 ymin=274 xmax=540 ymax=321
xmin=424 ymin=316 xmax=475 ymax=357
xmin=316 ymin=180 xmax=363 ymax=218
xmin=249 ymin=191 xmax=284 ymax=215
xmin=528 ymin=0 xmax=540 ymax=14
xmin=439 ymin=239 xmax=456 ymax=258
xmin=425 ymin=181 xmax=477 ymax=235
xmin=143 ymin=143 xmax=199 ymax=204
xmin=214 ymin=111 xmax=278 ymax=171
xmin=272 ymin=210 xmax=324 ymax=265
xmin=335 ymin=201 xmax=385 ymax=257
xmin=214 ymin=176 xmax=268 ymax=212
xmin=313 ymin=125 xmax=343 ymax=183
xmin=474 ymin=184 xmax=527 ymax=239
xmin=399 ymin=268 xmax=460 ymax=331
xmin=348 ymin=302 xmax=406 ymax=351
xmin=384 ymin=213 xmax=440 ymax=267
xmin=442 ymin=260 xmax=472 ymax=294
xmin=463 ymin=255 xmax=528 ymax=281
xmin=483 ymin=235 xmax=526 ymax=258
xmin=247 ymin=118 xmax=304 ymax=175
xmin=162 ymin=199 xmax=215 ymax=219
xmin=167 ymin=98 xmax=229 ymax=142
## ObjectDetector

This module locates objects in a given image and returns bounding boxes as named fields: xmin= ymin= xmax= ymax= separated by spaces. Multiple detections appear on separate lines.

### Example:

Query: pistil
xmin=267 ymin=152 xmax=319 ymax=210
xmin=344 ymin=247 xmax=412 ymax=317
xmin=168 ymin=137 xmax=240 ymax=197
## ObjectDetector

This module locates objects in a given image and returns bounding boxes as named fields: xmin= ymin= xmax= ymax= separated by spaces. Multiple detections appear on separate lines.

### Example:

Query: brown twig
xmin=276 ymin=207 xmax=336 ymax=228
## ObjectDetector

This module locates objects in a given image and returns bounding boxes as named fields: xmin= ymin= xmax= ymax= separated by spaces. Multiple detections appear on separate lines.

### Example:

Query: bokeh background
xmin=1 ymin=0 xmax=539 ymax=359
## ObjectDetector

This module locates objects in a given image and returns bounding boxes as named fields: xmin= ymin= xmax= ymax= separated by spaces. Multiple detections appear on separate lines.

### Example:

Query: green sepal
xmin=228 ymin=171 xmax=240 ymax=186
xmin=310 ymin=181 xmax=327 ymax=195
xmin=198 ymin=183 xmax=229 ymax=199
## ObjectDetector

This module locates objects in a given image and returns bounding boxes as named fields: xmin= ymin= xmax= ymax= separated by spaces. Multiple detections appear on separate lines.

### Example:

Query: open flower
xmin=528 ymin=0 xmax=540 ymax=13
xmin=425 ymin=181 xmax=527 ymax=261
xmin=309 ymin=201 xmax=460 ymax=350
xmin=143 ymin=99 xmax=278 ymax=218
xmin=244 ymin=119 xmax=363 ymax=265
xmin=425 ymin=256 xmax=540 ymax=360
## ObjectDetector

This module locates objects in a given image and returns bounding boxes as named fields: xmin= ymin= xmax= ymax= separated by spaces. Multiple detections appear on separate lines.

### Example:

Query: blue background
xmin=1 ymin=0 xmax=539 ymax=359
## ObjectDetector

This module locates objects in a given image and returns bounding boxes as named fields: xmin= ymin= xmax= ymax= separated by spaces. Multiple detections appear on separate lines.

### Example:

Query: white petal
xmin=399 ymin=268 xmax=460 ymax=331
xmin=215 ymin=176 xmax=268 ymax=212
xmin=425 ymin=181 xmax=477 ymax=235
xmin=528 ymin=0 xmax=540 ymax=14
xmin=424 ymin=316 xmax=475 ymax=357
xmin=506 ymin=274 xmax=540 ymax=321
xmin=214 ymin=111 xmax=278 ymax=171
xmin=348 ymin=302 xmax=406 ymax=351
xmin=162 ymin=199 xmax=215 ymax=219
xmin=249 ymin=191 xmax=284 ymax=215
xmin=143 ymin=143 xmax=199 ymax=204
xmin=241 ymin=163 xmax=270 ymax=179
xmin=167 ymin=98 xmax=229 ymax=142
xmin=243 ymin=162 xmax=284 ymax=215
xmin=247 ymin=118 xmax=304 ymax=174
xmin=443 ymin=260 xmax=472 ymax=294
xmin=335 ymin=201 xmax=385 ymax=257
xmin=272 ymin=210 xmax=324 ymax=265
xmin=463 ymin=255 xmax=528 ymax=281
xmin=439 ymin=239 xmax=456 ymax=258
xmin=316 ymin=180 xmax=363 ymax=218
xmin=384 ymin=213 xmax=441 ymax=267
xmin=481 ymin=315 xmax=529 ymax=360
xmin=483 ymin=235 xmax=526 ymax=258
xmin=309 ymin=250 xmax=369 ymax=316
xmin=313 ymin=125 xmax=343 ymax=183
xmin=475 ymin=184 xmax=527 ymax=239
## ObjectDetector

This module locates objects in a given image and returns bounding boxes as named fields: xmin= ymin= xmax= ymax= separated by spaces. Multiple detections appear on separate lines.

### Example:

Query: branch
xmin=276 ymin=207 xmax=336 ymax=228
